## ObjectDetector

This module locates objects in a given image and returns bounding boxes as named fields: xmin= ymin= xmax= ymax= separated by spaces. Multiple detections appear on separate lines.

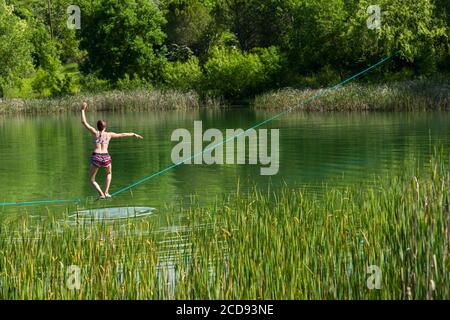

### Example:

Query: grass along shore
xmin=0 ymin=89 xmax=221 ymax=114
xmin=0 ymin=152 xmax=448 ymax=299
xmin=254 ymin=79 xmax=450 ymax=111
xmin=1 ymin=79 xmax=449 ymax=114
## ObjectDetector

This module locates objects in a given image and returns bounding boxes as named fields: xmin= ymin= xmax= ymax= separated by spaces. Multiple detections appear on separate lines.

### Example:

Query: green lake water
xmin=0 ymin=109 xmax=449 ymax=216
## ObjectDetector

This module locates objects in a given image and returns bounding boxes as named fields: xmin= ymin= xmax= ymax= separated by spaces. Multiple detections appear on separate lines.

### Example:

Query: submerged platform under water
xmin=69 ymin=206 xmax=156 ymax=221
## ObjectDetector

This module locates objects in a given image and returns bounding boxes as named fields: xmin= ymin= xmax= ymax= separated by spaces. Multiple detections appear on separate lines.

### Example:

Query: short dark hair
xmin=97 ymin=120 xmax=107 ymax=131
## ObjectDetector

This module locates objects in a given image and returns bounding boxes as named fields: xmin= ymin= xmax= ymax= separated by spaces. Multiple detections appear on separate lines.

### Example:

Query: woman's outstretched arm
xmin=81 ymin=99 xmax=97 ymax=135
xmin=109 ymin=132 xmax=144 ymax=139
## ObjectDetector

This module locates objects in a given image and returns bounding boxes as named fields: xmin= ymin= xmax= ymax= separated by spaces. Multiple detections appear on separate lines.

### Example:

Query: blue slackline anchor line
xmin=0 ymin=199 xmax=81 ymax=206
xmin=0 ymin=51 xmax=399 ymax=206
xmin=111 ymin=51 xmax=399 ymax=197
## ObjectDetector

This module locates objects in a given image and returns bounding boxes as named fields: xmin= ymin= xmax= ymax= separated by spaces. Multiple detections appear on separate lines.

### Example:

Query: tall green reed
xmin=0 ymin=153 xmax=448 ymax=299
xmin=254 ymin=80 xmax=450 ymax=111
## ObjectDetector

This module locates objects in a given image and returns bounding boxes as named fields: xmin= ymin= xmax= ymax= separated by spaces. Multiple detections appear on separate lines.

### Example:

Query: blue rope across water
xmin=111 ymin=51 xmax=399 ymax=197
xmin=0 ymin=199 xmax=81 ymax=206
xmin=0 ymin=52 xmax=399 ymax=206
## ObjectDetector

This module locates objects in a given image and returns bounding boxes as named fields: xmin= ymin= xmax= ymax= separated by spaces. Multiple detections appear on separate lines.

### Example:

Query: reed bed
xmin=254 ymin=80 xmax=450 ymax=111
xmin=2 ymin=79 xmax=449 ymax=115
xmin=0 ymin=89 xmax=222 ymax=114
xmin=0 ymin=154 xmax=449 ymax=299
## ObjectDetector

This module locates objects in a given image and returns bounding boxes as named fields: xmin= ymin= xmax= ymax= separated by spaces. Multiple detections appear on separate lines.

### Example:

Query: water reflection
xmin=1 ymin=110 xmax=449 ymax=297
xmin=1 ymin=110 xmax=448 ymax=213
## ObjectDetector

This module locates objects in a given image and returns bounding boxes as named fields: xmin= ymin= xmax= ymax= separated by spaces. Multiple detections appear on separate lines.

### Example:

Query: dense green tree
xmin=345 ymin=0 xmax=448 ymax=75
xmin=1 ymin=0 xmax=449 ymax=99
xmin=45 ymin=0 xmax=82 ymax=64
xmin=287 ymin=0 xmax=354 ymax=82
xmin=434 ymin=0 xmax=450 ymax=69
xmin=435 ymin=0 xmax=450 ymax=25
xmin=27 ymin=20 xmax=77 ymax=96
xmin=80 ymin=0 xmax=167 ymax=82
xmin=4 ymin=0 xmax=79 ymax=96
xmin=285 ymin=0 xmax=449 ymax=84
xmin=164 ymin=0 xmax=213 ymax=57
xmin=9 ymin=0 xmax=81 ymax=63
xmin=29 ymin=20 xmax=61 ymax=70
xmin=213 ymin=0 xmax=295 ymax=51
xmin=0 ymin=0 xmax=34 ymax=96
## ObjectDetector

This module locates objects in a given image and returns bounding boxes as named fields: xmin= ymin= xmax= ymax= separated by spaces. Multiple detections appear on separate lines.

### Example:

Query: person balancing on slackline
xmin=81 ymin=98 xmax=144 ymax=200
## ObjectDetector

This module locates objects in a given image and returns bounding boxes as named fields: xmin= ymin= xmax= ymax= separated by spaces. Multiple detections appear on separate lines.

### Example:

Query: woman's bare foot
xmin=105 ymin=193 xmax=111 ymax=198
xmin=97 ymin=191 xmax=106 ymax=201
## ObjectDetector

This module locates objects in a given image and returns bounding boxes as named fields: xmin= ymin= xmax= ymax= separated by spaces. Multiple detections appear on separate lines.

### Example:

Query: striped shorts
xmin=91 ymin=153 xmax=112 ymax=168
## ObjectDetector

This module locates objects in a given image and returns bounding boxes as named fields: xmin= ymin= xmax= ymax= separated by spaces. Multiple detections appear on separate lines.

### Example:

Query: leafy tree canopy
xmin=80 ymin=0 xmax=167 ymax=82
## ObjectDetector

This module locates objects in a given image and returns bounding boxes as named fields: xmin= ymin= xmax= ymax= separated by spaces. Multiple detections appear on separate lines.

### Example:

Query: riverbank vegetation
xmin=254 ymin=78 xmax=450 ymax=111
xmin=2 ymin=78 xmax=449 ymax=114
xmin=1 ymin=152 xmax=448 ymax=299
xmin=0 ymin=89 xmax=221 ymax=114
xmin=1 ymin=0 xmax=449 ymax=106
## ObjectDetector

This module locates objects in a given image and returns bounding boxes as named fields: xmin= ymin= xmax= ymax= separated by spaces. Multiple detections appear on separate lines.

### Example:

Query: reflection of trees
xmin=268 ymin=111 xmax=450 ymax=186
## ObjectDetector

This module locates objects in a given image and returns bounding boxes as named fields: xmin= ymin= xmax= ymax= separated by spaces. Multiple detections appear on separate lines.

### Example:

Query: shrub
xmin=31 ymin=57 xmax=78 ymax=97
xmin=163 ymin=56 xmax=203 ymax=91
xmin=79 ymin=74 xmax=111 ymax=93
xmin=203 ymin=46 xmax=282 ymax=100
xmin=115 ymin=74 xmax=153 ymax=91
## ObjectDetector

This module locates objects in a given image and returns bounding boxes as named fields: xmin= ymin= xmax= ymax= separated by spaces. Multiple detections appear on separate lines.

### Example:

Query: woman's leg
xmin=89 ymin=164 xmax=105 ymax=197
xmin=105 ymin=164 xmax=112 ymax=197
